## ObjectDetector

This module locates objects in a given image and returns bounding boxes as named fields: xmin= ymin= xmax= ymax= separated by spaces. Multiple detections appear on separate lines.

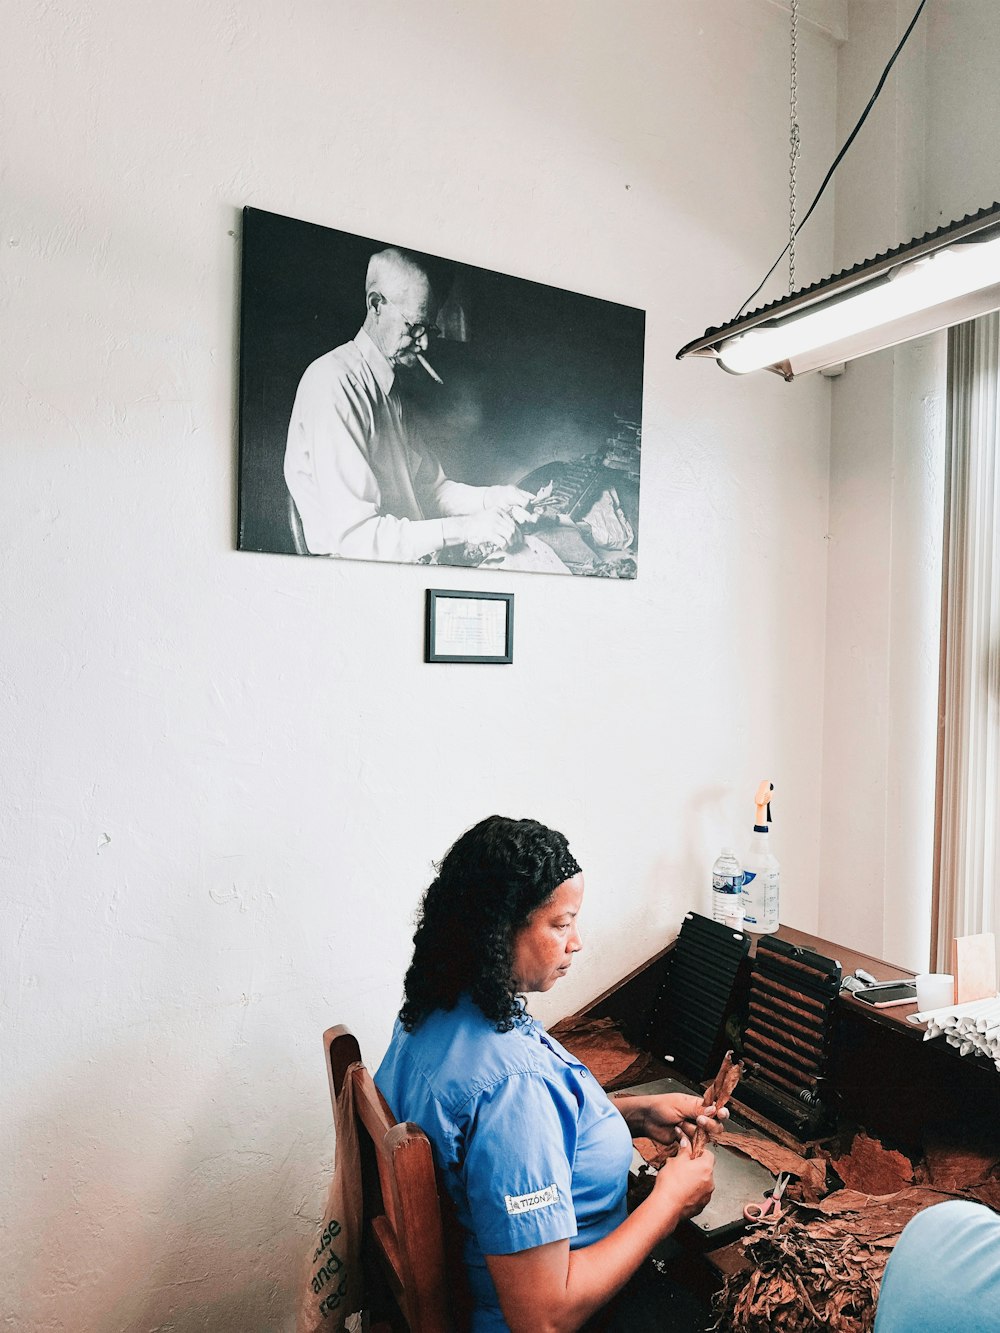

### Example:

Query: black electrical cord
xmin=732 ymin=0 xmax=930 ymax=322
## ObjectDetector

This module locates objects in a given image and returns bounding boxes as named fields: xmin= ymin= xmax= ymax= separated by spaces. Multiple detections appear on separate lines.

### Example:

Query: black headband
xmin=551 ymin=850 xmax=582 ymax=891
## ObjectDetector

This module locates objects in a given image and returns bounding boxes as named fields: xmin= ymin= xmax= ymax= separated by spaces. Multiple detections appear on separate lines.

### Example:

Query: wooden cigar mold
xmin=734 ymin=935 xmax=842 ymax=1137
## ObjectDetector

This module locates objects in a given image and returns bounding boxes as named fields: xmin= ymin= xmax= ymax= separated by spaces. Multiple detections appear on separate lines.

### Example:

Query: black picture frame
xmin=238 ymin=207 xmax=644 ymax=579
xmin=425 ymin=589 xmax=514 ymax=664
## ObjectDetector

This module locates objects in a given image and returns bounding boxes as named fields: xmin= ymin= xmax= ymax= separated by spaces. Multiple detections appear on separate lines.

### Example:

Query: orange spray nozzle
xmin=754 ymin=780 xmax=774 ymax=825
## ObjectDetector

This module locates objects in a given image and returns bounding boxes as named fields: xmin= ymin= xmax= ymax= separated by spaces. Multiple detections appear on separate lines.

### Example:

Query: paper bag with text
xmin=297 ymin=1061 xmax=363 ymax=1333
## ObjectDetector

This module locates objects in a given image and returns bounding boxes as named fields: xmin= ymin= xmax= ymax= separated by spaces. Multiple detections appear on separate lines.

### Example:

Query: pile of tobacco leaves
xmin=709 ymin=1185 xmax=954 ymax=1333
xmin=548 ymin=1015 xmax=663 ymax=1091
xmin=711 ymin=1128 xmax=1000 ymax=1331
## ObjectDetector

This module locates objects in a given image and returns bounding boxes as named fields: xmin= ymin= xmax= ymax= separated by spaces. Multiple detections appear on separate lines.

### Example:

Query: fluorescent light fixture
xmin=677 ymin=203 xmax=1000 ymax=380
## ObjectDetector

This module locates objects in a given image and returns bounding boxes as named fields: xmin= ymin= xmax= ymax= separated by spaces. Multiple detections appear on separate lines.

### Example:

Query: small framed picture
xmin=425 ymin=589 xmax=514 ymax=664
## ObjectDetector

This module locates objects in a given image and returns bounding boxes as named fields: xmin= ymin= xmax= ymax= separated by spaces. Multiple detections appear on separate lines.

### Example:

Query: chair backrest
xmin=323 ymin=1024 xmax=461 ymax=1333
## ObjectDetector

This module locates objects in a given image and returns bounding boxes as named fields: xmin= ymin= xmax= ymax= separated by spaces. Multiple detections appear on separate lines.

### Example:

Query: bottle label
xmin=712 ymin=876 xmax=742 ymax=893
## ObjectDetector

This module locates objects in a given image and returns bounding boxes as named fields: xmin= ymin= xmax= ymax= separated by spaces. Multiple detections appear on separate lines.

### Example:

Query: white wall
xmin=819 ymin=0 xmax=1000 ymax=968
xmin=1 ymin=2 xmax=838 ymax=1328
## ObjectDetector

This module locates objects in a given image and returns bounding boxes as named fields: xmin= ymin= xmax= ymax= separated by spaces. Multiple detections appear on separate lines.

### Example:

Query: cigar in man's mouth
xmin=416 ymin=353 xmax=443 ymax=384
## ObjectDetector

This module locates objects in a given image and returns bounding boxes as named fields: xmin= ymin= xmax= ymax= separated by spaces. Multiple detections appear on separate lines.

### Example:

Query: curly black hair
xmin=399 ymin=815 xmax=581 ymax=1033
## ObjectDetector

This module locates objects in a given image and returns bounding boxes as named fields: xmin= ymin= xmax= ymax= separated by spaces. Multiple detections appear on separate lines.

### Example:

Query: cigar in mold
xmin=416 ymin=353 xmax=443 ymax=384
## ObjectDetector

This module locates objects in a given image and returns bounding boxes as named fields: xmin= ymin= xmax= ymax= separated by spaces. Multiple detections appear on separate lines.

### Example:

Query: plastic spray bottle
xmin=742 ymin=780 xmax=780 ymax=933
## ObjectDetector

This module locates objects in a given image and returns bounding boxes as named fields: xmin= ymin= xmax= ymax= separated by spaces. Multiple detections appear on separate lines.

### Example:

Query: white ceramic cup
xmin=915 ymin=972 xmax=955 ymax=1012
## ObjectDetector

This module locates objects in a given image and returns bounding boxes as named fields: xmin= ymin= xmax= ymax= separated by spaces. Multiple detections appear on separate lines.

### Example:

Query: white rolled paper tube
xmin=959 ymin=1007 xmax=997 ymax=1033
xmin=907 ymin=996 xmax=996 ymax=1024
xmin=916 ymin=973 xmax=956 ymax=1012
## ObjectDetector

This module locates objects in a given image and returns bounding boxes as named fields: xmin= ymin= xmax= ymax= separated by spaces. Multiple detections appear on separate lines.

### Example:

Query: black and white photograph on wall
xmin=238 ymin=207 xmax=645 ymax=578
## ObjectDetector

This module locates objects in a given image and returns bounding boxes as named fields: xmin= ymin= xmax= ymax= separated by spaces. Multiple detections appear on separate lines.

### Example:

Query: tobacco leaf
xmin=716 ymin=1129 xmax=810 ymax=1176
xmin=602 ymin=1048 xmax=659 ymax=1092
xmin=692 ymin=1050 xmax=742 ymax=1157
xmin=964 ymin=1176 xmax=1000 ymax=1209
xmin=547 ymin=1016 xmax=648 ymax=1089
xmin=813 ymin=1187 xmax=881 ymax=1215
xmin=714 ymin=1130 xmax=829 ymax=1202
xmin=795 ymin=1157 xmax=830 ymax=1204
xmin=714 ymin=1130 xmax=810 ymax=1173
xmin=633 ymin=1135 xmax=675 ymax=1170
xmin=831 ymin=1130 xmax=915 ymax=1196
xmin=816 ymin=1185 xmax=954 ymax=1218
xmin=922 ymin=1133 xmax=1000 ymax=1191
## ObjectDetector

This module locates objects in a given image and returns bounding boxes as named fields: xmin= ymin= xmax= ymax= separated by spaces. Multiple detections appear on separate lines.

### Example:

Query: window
xmin=932 ymin=313 xmax=1000 ymax=966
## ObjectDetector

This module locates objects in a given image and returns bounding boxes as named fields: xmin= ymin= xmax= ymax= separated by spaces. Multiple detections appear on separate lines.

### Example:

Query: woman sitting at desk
xmin=376 ymin=815 xmax=722 ymax=1332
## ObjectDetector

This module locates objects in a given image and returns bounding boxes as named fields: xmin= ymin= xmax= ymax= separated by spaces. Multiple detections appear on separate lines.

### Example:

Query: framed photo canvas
xmin=238 ymin=208 xmax=644 ymax=579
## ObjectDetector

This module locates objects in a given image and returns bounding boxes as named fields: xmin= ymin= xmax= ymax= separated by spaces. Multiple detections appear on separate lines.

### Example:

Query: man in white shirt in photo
xmin=284 ymin=247 xmax=531 ymax=563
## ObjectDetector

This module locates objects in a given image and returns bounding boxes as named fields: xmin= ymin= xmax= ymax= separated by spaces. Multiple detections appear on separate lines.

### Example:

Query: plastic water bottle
xmin=711 ymin=848 xmax=745 ymax=928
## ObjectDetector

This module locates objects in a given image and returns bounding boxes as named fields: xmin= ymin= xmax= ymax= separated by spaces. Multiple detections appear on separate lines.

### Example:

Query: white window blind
xmin=933 ymin=312 xmax=1000 ymax=966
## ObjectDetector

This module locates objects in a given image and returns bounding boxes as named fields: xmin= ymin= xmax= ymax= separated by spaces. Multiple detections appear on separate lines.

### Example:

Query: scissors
xmin=743 ymin=1172 xmax=791 ymax=1224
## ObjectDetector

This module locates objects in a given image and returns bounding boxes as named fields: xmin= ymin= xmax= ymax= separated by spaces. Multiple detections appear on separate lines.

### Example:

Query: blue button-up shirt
xmin=375 ymin=995 xmax=634 ymax=1330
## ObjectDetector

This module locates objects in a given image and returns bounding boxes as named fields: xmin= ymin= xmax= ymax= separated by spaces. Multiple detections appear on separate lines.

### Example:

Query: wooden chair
xmin=323 ymin=1024 xmax=471 ymax=1332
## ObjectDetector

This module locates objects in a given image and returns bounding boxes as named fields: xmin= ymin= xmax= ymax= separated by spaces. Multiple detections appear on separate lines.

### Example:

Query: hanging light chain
xmin=789 ymin=0 xmax=801 ymax=293
xmin=730 ymin=0 xmax=928 ymax=324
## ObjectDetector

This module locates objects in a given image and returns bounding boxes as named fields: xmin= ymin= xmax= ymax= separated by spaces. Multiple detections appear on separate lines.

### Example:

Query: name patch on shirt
xmin=504 ymin=1184 xmax=559 ymax=1216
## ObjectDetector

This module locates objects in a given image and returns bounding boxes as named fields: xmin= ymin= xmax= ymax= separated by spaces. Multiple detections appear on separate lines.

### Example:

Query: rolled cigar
xmin=749 ymin=1010 xmax=824 ymax=1056
xmin=744 ymin=1040 xmax=818 ymax=1087
xmin=757 ymin=952 xmax=838 ymax=986
xmin=750 ymin=987 xmax=827 ymax=1030
xmin=748 ymin=997 xmax=823 ymax=1043
xmin=753 ymin=974 xmax=827 ymax=1015
xmin=416 ymin=352 xmax=443 ymax=384
xmin=753 ymin=1063 xmax=809 ymax=1098
xmin=744 ymin=1027 xmax=822 ymax=1074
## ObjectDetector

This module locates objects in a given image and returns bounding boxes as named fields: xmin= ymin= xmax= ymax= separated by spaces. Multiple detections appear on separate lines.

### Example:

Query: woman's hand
xmin=652 ymin=1132 xmax=716 ymax=1220
xmin=615 ymin=1092 xmax=729 ymax=1145
xmin=644 ymin=1092 xmax=729 ymax=1145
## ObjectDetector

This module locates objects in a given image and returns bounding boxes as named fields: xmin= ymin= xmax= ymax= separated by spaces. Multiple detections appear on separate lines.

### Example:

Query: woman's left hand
xmin=618 ymin=1092 xmax=729 ymax=1145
